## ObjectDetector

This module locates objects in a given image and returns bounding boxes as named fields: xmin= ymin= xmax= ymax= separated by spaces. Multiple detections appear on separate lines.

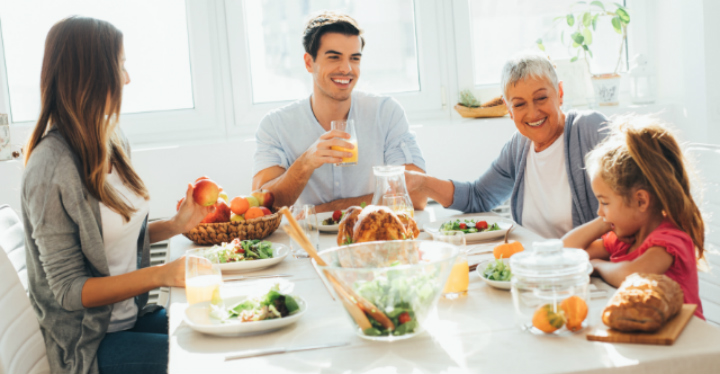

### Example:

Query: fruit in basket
xmin=193 ymin=179 xmax=220 ymax=207
xmin=251 ymin=190 xmax=275 ymax=208
xmin=259 ymin=206 xmax=272 ymax=216
xmin=532 ymin=304 xmax=566 ymax=333
xmin=230 ymin=196 xmax=250 ymax=215
xmin=561 ymin=296 xmax=588 ymax=332
xmin=213 ymin=199 xmax=232 ymax=222
xmin=218 ymin=192 xmax=229 ymax=202
xmin=230 ymin=213 xmax=245 ymax=222
xmin=245 ymin=206 xmax=265 ymax=220
xmin=246 ymin=196 xmax=260 ymax=208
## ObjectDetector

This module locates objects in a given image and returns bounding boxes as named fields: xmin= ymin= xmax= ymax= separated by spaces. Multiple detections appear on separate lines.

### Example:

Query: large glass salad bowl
xmin=316 ymin=240 xmax=458 ymax=341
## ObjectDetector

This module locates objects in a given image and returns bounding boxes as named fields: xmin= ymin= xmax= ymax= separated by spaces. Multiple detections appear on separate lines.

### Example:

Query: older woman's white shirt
xmin=521 ymin=137 xmax=573 ymax=239
xmin=99 ymin=168 xmax=150 ymax=332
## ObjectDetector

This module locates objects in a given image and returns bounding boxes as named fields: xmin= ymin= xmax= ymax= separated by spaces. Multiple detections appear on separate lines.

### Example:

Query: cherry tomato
xmin=398 ymin=312 xmax=411 ymax=324
xmin=459 ymin=223 xmax=467 ymax=230
xmin=476 ymin=221 xmax=488 ymax=230
xmin=332 ymin=210 xmax=343 ymax=222
xmin=234 ymin=246 xmax=245 ymax=254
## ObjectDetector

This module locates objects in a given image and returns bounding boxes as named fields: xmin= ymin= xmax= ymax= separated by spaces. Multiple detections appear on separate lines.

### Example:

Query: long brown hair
xmin=24 ymin=16 xmax=149 ymax=222
xmin=587 ymin=115 xmax=705 ymax=260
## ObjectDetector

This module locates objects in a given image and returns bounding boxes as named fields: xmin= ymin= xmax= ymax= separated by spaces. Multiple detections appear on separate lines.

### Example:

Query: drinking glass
xmin=289 ymin=203 xmax=319 ymax=258
xmin=0 ymin=124 xmax=10 ymax=149
xmin=435 ymin=231 xmax=469 ymax=299
xmin=330 ymin=119 xmax=358 ymax=166
xmin=185 ymin=249 xmax=223 ymax=311
xmin=382 ymin=194 xmax=415 ymax=218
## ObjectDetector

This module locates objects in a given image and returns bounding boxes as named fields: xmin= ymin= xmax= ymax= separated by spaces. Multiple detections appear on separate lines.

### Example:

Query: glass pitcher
xmin=371 ymin=165 xmax=414 ymax=217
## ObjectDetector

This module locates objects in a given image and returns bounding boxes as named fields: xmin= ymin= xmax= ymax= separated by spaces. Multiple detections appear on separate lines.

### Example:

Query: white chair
xmin=687 ymin=144 xmax=720 ymax=327
xmin=0 ymin=205 xmax=50 ymax=374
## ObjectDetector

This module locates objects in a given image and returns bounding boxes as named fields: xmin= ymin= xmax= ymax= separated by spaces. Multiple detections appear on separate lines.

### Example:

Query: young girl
xmin=562 ymin=116 xmax=705 ymax=319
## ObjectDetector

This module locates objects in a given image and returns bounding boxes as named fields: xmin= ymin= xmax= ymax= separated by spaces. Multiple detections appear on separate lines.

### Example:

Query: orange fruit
xmin=245 ymin=206 xmax=264 ymax=220
xmin=561 ymin=296 xmax=588 ymax=332
xmin=493 ymin=241 xmax=524 ymax=259
xmin=230 ymin=196 xmax=250 ymax=215
xmin=532 ymin=304 xmax=566 ymax=334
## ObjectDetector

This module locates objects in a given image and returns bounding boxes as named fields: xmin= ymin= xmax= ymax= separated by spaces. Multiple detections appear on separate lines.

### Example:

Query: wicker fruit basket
xmin=183 ymin=212 xmax=282 ymax=245
xmin=454 ymin=104 xmax=508 ymax=118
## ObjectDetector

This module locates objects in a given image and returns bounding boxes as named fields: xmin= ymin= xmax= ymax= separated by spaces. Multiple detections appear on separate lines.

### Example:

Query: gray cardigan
xmin=21 ymin=128 xmax=154 ymax=374
xmin=449 ymin=110 xmax=610 ymax=228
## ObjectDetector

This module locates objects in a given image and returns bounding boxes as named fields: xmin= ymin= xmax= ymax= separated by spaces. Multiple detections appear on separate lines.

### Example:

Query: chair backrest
xmin=0 ymin=205 xmax=50 ymax=374
xmin=687 ymin=144 xmax=720 ymax=326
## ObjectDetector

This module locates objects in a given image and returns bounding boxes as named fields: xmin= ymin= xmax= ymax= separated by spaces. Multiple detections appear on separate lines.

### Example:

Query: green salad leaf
xmin=483 ymin=259 xmax=512 ymax=281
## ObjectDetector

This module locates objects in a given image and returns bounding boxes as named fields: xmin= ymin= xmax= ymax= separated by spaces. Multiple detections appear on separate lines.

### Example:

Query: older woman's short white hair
xmin=500 ymin=52 xmax=559 ymax=99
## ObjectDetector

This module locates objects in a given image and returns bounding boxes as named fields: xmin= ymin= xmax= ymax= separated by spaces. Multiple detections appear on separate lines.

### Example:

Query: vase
xmin=591 ymin=73 xmax=621 ymax=106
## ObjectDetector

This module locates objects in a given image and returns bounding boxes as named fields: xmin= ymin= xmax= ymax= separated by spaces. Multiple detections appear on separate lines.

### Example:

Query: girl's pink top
xmin=602 ymin=220 xmax=704 ymax=320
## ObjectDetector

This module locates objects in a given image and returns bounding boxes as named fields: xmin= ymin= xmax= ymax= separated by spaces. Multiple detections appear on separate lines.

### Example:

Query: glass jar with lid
xmin=510 ymin=239 xmax=591 ymax=335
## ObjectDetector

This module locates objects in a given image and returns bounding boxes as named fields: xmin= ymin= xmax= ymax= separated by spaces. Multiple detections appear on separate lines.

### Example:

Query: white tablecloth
xmin=166 ymin=205 xmax=720 ymax=374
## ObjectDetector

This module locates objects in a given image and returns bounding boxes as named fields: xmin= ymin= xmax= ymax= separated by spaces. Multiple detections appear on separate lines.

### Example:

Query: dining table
xmin=166 ymin=203 xmax=720 ymax=374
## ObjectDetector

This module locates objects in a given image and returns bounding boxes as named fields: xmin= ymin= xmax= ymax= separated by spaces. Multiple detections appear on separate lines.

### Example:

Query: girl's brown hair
xmin=24 ymin=16 xmax=148 ymax=222
xmin=587 ymin=116 xmax=705 ymax=260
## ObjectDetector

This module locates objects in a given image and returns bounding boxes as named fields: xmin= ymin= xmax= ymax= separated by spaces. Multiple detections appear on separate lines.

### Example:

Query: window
xmin=466 ymin=0 xmax=627 ymax=87
xmin=0 ymin=0 xmax=193 ymax=123
xmin=243 ymin=0 xmax=419 ymax=104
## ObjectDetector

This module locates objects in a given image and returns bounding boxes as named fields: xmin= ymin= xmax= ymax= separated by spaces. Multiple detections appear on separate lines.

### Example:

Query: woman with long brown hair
xmin=22 ymin=16 xmax=212 ymax=374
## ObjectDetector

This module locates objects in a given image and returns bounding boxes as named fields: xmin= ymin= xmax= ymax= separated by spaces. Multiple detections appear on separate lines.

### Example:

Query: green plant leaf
xmin=567 ymin=14 xmax=575 ymax=26
xmin=612 ymin=16 xmax=622 ymax=34
xmin=571 ymin=32 xmax=584 ymax=44
xmin=592 ymin=14 xmax=599 ymax=30
xmin=537 ymin=40 xmax=546 ymax=51
xmin=616 ymin=8 xmax=630 ymax=23
xmin=590 ymin=1 xmax=605 ymax=10
xmin=582 ymin=27 xmax=593 ymax=45
xmin=570 ymin=56 xmax=579 ymax=62
xmin=572 ymin=41 xmax=580 ymax=48
xmin=583 ymin=12 xmax=592 ymax=27
xmin=585 ymin=46 xmax=594 ymax=58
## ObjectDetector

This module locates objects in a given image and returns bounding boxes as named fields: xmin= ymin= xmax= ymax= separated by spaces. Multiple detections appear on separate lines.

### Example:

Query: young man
xmin=252 ymin=11 xmax=426 ymax=212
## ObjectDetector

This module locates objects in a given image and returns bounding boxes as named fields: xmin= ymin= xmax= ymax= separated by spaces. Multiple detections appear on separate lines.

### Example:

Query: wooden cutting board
xmin=586 ymin=304 xmax=697 ymax=345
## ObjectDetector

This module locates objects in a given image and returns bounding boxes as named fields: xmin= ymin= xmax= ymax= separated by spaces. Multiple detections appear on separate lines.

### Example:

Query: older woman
xmin=407 ymin=53 xmax=609 ymax=238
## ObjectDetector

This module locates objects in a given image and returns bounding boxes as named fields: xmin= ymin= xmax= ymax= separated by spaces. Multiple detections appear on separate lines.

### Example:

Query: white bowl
xmin=424 ymin=216 xmax=513 ymax=242
xmin=183 ymin=295 xmax=307 ymax=337
xmin=476 ymin=258 xmax=512 ymax=290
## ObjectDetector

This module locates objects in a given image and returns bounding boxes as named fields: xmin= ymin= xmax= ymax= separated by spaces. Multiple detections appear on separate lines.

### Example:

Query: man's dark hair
xmin=302 ymin=11 xmax=365 ymax=60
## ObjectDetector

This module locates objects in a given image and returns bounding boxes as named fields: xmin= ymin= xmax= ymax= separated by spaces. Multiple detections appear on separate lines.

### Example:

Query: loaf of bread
xmin=602 ymin=273 xmax=684 ymax=332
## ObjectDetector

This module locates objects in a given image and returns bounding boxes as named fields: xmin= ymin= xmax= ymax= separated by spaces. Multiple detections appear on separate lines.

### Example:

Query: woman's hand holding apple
xmin=173 ymin=183 xmax=216 ymax=234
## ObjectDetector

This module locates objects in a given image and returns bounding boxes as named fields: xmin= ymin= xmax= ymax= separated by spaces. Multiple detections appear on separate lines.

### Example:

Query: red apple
xmin=193 ymin=179 xmax=219 ymax=207
xmin=258 ymin=206 xmax=272 ymax=216
xmin=251 ymin=190 xmax=275 ymax=208
xmin=213 ymin=198 xmax=232 ymax=223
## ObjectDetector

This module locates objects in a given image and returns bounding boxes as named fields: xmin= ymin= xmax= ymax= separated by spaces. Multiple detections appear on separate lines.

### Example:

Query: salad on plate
xmin=202 ymin=239 xmax=274 ymax=263
xmin=211 ymin=284 xmax=300 ymax=322
xmin=483 ymin=258 xmax=512 ymax=281
xmin=440 ymin=219 xmax=501 ymax=234
xmin=322 ymin=210 xmax=345 ymax=226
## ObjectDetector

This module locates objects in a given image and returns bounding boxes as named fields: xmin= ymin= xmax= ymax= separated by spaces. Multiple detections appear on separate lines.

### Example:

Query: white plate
xmin=310 ymin=212 xmax=341 ymax=232
xmin=191 ymin=243 xmax=290 ymax=273
xmin=423 ymin=216 xmax=512 ymax=242
xmin=183 ymin=295 xmax=307 ymax=337
xmin=475 ymin=258 xmax=512 ymax=290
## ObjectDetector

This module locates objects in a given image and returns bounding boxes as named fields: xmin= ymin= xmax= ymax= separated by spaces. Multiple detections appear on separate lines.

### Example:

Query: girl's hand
xmin=159 ymin=255 xmax=186 ymax=288
xmin=173 ymin=184 xmax=215 ymax=233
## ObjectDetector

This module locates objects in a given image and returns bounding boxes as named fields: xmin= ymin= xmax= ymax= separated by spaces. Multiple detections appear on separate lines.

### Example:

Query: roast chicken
xmin=336 ymin=205 xmax=420 ymax=245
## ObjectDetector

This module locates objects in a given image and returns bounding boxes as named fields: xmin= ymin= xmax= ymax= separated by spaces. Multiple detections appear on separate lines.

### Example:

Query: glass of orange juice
xmin=331 ymin=119 xmax=358 ymax=166
xmin=435 ymin=231 xmax=469 ymax=299
xmin=185 ymin=249 xmax=224 ymax=310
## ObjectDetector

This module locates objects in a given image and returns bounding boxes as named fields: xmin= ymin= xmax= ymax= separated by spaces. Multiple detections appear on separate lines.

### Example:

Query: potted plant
xmin=536 ymin=1 xmax=630 ymax=106
xmin=453 ymin=90 xmax=507 ymax=118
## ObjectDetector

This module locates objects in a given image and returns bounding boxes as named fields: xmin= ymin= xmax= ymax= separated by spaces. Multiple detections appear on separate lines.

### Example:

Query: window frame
xmin=0 ymin=1 xmax=232 ymax=146
xmin=223 ymin=0 xmax=447 ymax=136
